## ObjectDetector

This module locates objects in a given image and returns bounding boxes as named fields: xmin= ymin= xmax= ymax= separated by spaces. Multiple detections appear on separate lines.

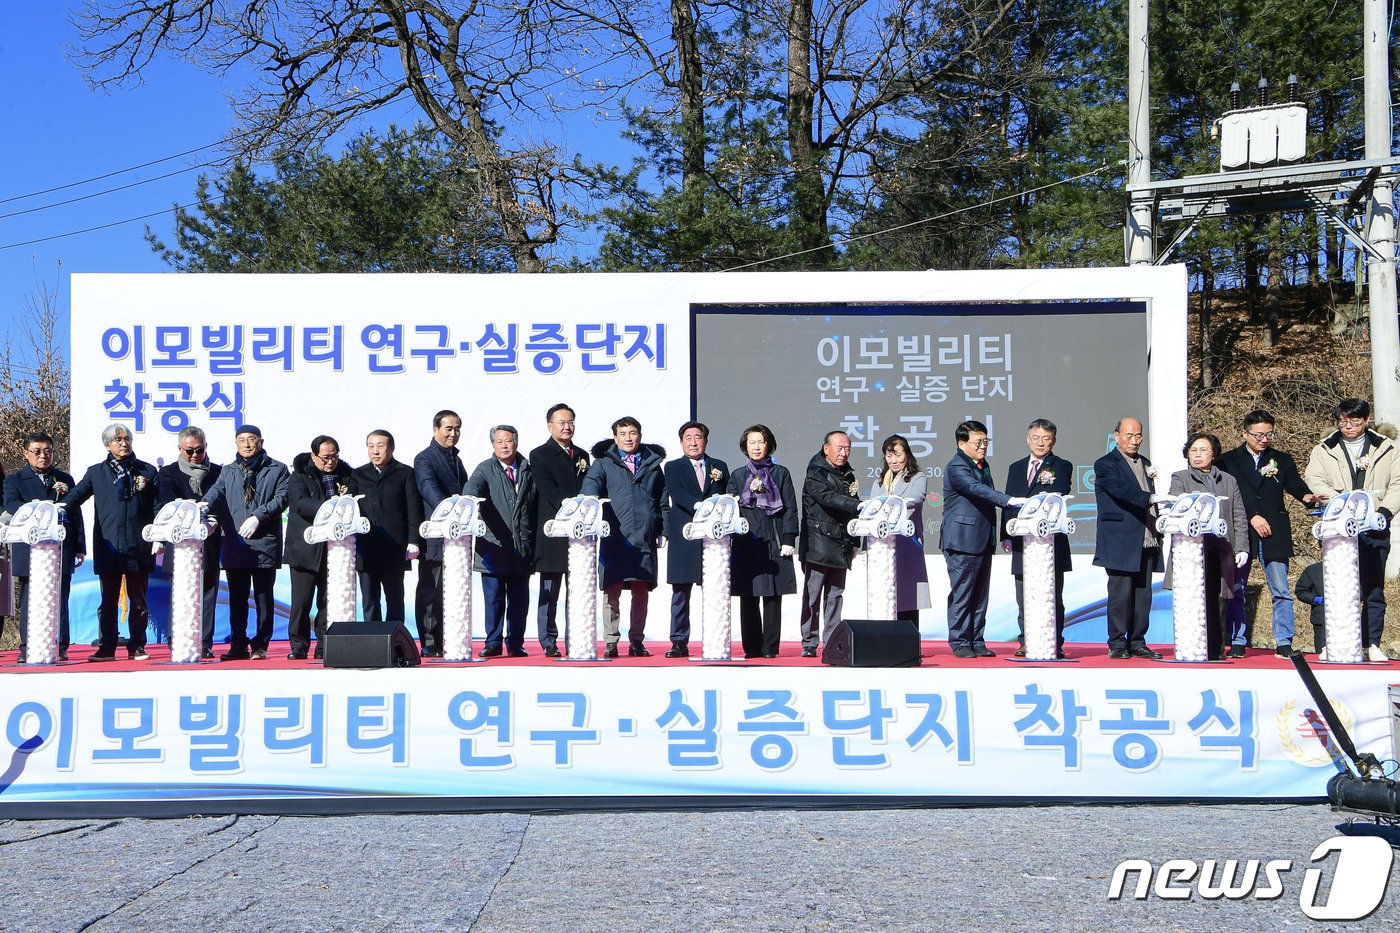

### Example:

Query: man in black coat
xmin=3 ymin=431 xmax=85 ymax=662
xmin=1002 ymin=418 xmax=1074 ymax=657
xmin=662 ymin=421 xmax=729 ymax=658
xmin=62 ymin=424 xmax=160 ymax=662
xmin=529 ymin=403 xmax=588 ymax=658
xmin=1217 ymin=408 xmax=1323 ymax=658
xmin=1294 ymin=561 xmax=1326 ymax=655
xmin=465 ymin=425 xmax=539 ymax=657
xmin=156 ymin=425 xmax=224 ymax=659
xmin=413 ymin=410 xmax=467 ymax=657
xmin=284 ymin=435 xmax=358 ymax=660
xmin=352 ymin=429 xmax=423 ymax=624
xmin=798 ymin=431 xmax=860 ymax=658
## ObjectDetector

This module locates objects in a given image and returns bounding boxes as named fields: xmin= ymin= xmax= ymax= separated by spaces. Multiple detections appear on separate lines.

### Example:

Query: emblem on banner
xmin=1275 ymin=698 xmax=1355 ymax=767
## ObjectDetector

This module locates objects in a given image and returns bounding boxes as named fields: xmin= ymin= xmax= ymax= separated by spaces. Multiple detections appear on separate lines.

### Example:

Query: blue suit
xmin=940 ymin=450 xmax=1011 ymax=651
xmin=1092 ymin=448 xmax=1164 ymax=650
xmin=3 ymin=464 xmax=84 ymax=657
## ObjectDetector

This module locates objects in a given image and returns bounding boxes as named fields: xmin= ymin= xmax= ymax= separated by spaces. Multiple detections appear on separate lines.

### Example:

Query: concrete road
xmin=1 ymin=803 xmax=1396 ymax=931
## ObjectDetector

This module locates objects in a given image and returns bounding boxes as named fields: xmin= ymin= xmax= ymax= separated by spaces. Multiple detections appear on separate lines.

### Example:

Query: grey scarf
xmin=177 ymin=457 xmax=211 ymax=495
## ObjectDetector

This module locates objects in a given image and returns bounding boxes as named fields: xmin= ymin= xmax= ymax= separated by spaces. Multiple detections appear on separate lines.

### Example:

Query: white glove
xmin=1150 ymin=494 xmax=1175 ymax=506
xmin=406 ymin=543 xmax=421 ymax=561
xmin=74 ymin=553 xmax=86 ymax=569
xmin=150 ymin=542 xmax=163 ymax=555
xmin=1006 ymin=497 xmax=1028 ymax=507
xmin=1234 ymin=551 xmax=1249 ymax=569
xmin=239 ymin=516 xmax=260 ymax=538
xmin=779 ymin=544 xmax=795 ymax=558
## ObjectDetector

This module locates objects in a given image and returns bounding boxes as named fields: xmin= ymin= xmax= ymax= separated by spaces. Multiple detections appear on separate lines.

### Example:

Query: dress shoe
xmin=973 ymin=645 xmax=995 ymax=658
xmin=1131 ymin=646 xmax=1163 ymax=660
xmin=1227 ymin=645 xmax=1246 ymax=659
xmin=1317 ymin=647 xmax=1331 ymax=662
xmin=1013 ymin=646 xmax=1027 ymax=658
xmin=128 ymin=648 xmax=151 ymax=661
xmin=800 ymin=646 xmax=818 ymax=658
xmin=220 ymin=649 xmax=251 ymax=662
xmin=763 ymin=652 xmax=779 ymax=659
xmin=1055 ymin=650 xmax=1068 ymax=660
xmin=250 ymin=649 xmax=268 ymax=661
xmin=1274 ymin=645 xmax=1299 ymax=659
xmin=201 ymin=649 xmax=215 ymax=660
xmin=1367 ymin=644 xmax=1391 ymax=663
xmin=480 ymin=645 xmax=503 ymax=658
xmin=288 ymin=649 xmax=309 ymax=661
xmin=664 ymin=645 xmax=690 ymax=658
xmin=628 ymin=643 xmax=652 ymax=657
xmin=544 ymin=645 xmax=561 ymax=658
xmin=423 ymin=647 xmax=444 ymax=659
xmin=88 ymin=651 xmax=117 ymax=662
xmin=15 ymin=654 xmax=27 ymax=665
xmin=952 ymin=646 xmax=977 ymax=659
xmin=603 ymin=644 xmax=619 ymax=658
xmin=313 ymin=647 xmax=324 ymax=660
xmin=1108 ymin=648 xmax=1131 ymax=659
xmin=507 ymin=647 xmax=529 ymax=658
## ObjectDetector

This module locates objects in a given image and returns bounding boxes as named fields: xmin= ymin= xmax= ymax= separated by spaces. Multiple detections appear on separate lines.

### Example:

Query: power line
xmin=720 ymin=162 xmax=1120 ymax=272
xmin=0 ymin=163 xmax=216 ymax=221
xmin=0 ymin=198 xmax=219 ymax=252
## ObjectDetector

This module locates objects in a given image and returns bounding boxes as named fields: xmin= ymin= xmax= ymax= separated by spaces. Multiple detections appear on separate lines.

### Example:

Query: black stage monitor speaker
xmin=323 ymin=621 xmax=422 ymax=668
xmin=821 ymin=619 xmax=922 ymax=667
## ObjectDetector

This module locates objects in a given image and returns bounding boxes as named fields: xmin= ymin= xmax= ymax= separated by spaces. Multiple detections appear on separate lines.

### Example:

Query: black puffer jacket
xmin=799 ymin=450 xmax=860 ymax=569
xmin=284 ymin=452 xmax=358 ymax=572
xmin=581 ymin=440 xmax=666 ymax=587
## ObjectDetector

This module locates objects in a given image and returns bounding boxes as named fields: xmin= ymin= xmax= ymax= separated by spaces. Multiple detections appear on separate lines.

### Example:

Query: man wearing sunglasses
xmin=156 ymin=426 xmax=224 ymax=659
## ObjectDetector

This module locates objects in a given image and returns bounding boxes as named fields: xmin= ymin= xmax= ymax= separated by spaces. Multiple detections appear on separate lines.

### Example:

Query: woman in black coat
xmin=726 ymin=424 xmax=798 ymax=659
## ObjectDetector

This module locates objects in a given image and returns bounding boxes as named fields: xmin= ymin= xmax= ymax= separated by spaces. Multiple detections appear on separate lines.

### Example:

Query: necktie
xmin=626 ymin=454 xmax=637 ymax=475
xmin=506 ymin=463 xmax=516 ymax=484
xmin=694 ymin=458 xmax=706 ymax=488
xmin=1028 ymin=459 xmax=1040 ymax=486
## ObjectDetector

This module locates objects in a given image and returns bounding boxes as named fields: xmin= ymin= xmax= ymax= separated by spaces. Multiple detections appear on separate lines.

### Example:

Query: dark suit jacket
xmin=284 ymin=453 xmax=359 ymax=572
xmin=3 ymin=464 xmax=84 ymax=576
xmin=352 ymin=459 xmax=424 ymax=574
xmin=663 ymin=455 xmax=730 ymax=584
xmin=1218 ymin=444 xmax=1311 ymax=562
xmin=939 ymin=450 xmax=1011 ymax=554
xmin=529 ymin=439 xmax=590 ymax=574
xmin=1002 ymin=452 xmax=1074 ymax=575
xmin=157 ymin=460 xmax=224 ymax=566
xmin=63 ymin=458 xmax=160 ymax=575
xmin=1092 ymin=448 xmax=1163 ymax=573
xmin=414 ymin=440 xmax=468 ymax=562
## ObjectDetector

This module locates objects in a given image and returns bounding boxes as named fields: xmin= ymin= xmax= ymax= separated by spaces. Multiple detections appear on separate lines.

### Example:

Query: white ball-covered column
xmin=440 ymin=537 xmax=476 ymax=661
xmin=1021 ymin=536 xmax=1060 ymax=661
xmin=1169 ymin=535 xmax=1209 ymax=662
xmin=1321 ymin=537 xmax=1364 ymax=663
xmin=326 ymin=537 xmax=358 ymax=625
xmin=25 ymin=543 xmax=63 ymax=666
xmin=700 ymin=536 xmax=734 ymax=660
xmin=167 ymin=540 xmax=204 ymax=664
xmin=865 ymin=536 xmax=897 ymax=620
xmin=566 ymin=538 xmax=600 ymax=660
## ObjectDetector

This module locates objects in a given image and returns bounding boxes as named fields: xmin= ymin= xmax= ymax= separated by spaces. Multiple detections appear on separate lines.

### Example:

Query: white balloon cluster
xmin=700 ymin=537 xmax=734 ymax=660
xmin=420 ymin=495 xmax=486 ymax=661
xmin=848 ymin=495 xmax=915 ymax=623
xmin=1169 ymin=535 xmax=1209 ymax=662
xmin=1321 ymin=536 xmax=1364 ymax=663
xmin=4 ymin=500 xmax=70 ymax=665
xmin=1020 ymin=538 xmax=1059 ymax=661
xmin=305 ymin=495 xmax=369 ymax=631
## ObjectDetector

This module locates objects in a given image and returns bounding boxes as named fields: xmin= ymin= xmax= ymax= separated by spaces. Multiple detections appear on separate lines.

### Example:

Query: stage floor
xmin=4 ymin=641 xmax=1396 ymax=672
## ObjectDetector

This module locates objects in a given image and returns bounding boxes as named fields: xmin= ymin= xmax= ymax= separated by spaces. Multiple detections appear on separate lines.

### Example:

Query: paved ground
xmin=1 ymin=803 xmax=1396 ymax=931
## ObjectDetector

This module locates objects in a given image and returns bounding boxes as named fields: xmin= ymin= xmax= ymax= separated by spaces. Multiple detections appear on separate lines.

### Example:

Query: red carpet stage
xmin=2 ymin=639 xmax=1396 ymax=818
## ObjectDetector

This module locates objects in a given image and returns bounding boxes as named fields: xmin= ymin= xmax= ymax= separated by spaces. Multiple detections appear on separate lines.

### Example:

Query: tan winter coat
xmin=1304 ymin=428 xmax=1400 ymax=515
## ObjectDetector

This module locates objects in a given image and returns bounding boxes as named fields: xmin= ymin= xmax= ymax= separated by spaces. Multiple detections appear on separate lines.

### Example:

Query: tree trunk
xmin=672 ymin=0 xmax=704 ymax=204
xmin=786 ymin=0 xmax=828 ymax=262
xmin=1264 ymin=218 xmax=1283 ymax=347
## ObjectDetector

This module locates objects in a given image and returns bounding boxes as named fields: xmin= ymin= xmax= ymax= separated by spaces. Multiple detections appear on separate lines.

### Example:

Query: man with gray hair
xmin=62 ymin=424 xmax=160 ymax=662
xmin=464 ymin=425 xmax=539 ymax=657
xmin=156 ymin=425 xmax=224 ymax=659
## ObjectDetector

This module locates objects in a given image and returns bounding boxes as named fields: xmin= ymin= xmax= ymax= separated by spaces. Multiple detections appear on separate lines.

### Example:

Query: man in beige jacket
xmin=1305 ymin=397 xmax=1400 ymax=661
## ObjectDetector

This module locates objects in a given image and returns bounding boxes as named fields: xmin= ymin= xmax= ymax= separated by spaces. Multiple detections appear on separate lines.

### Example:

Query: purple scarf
xmin=740 ymin=458 xmax=783 ymax=515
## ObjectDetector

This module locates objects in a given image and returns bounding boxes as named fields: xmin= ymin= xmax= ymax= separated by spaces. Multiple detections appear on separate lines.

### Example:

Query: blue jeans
xmin=1226 ymin=548 xmax=1294 ymax=646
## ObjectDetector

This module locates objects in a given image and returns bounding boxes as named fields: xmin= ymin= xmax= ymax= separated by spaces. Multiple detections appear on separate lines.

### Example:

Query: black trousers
xmin=98 ymin=570 xmax=149 ymax=654
xmin=225 ymin=568 xmax=277 ymax=652
xmin=670 ymin=583 xmax=694 ymax=646
xmin=288 ymin=565 xmax=330 ymax=654
xmin=359 ymin=567 xmax=406 ymax=623
xmin=199 ymin=555 xmax=220 ymax=653
xmin=739 ymin=594 xmax=783 ymax=658
xmin=1359 ymin=536 xmax=1389 ymax=646
xmin=413 ymin=559 xmax=444 ymax=652
xmin=1204 ymin=557 xmax=1224 ymax=661
xmin=536 ymin=571 xmax=564 ymax=650
xmin=15 ymin=572 xmax=73 ymax=656
xmin=1106 ymin=548 xmax=1159 ymax=650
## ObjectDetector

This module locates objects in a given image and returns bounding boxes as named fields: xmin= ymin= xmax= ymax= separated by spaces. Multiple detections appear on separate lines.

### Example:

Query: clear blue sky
xmin=0 ymin=5 xmax=618 ymax=369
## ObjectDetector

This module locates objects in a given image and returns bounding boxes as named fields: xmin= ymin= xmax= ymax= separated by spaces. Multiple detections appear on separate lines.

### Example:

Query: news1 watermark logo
xmin=1107 ymin=836 xmax=1394 ymax=921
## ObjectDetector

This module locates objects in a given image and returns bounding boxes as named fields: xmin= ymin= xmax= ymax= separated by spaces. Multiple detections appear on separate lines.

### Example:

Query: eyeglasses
xmin=1245 ymin=431 xmax=1275 ymax=440
xmin=969 ymin=440 xmax=990 ymax=449
xmin=181 ymin=446 xmax=206 ymax=455
xmin=1339 ymin=416 xmax=1367 ymax=425
xmin=27 ymin=448 xmax=53 ymax=457
xmin=552 ymin=420 xmax=575 ymax=426
xmin=315 ymin=452 xmax=340 ymax=462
